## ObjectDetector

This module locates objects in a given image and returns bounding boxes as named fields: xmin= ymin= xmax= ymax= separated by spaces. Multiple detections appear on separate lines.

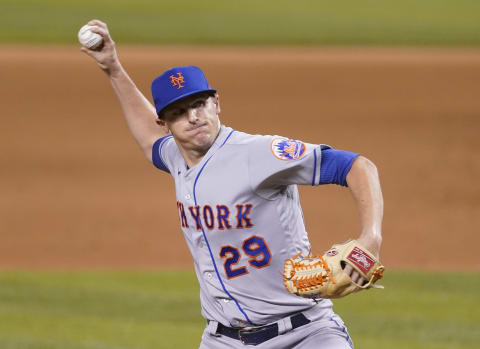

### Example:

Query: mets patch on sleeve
xmin=270 ymin=138 xmax=306 ymax=161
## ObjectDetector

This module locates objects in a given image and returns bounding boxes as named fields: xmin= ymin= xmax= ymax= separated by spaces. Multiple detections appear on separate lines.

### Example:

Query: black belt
xmin=216 ymin=313 xmax=311 ymax=346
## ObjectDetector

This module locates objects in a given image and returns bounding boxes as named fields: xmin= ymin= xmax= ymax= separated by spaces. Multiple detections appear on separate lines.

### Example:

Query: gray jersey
xmin=153 ymin=125 xmax=334 ymax=327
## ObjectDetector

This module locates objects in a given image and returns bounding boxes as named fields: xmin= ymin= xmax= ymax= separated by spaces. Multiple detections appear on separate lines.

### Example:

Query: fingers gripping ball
xmin=283 ymin=240 xmax=385 ymax=299
xmin=78 ymin=25 xmax=103 ymax=50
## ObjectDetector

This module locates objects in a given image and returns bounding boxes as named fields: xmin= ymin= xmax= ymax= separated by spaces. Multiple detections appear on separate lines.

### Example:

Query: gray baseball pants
xmin=199 ymin=308 xmax=353 ymax=349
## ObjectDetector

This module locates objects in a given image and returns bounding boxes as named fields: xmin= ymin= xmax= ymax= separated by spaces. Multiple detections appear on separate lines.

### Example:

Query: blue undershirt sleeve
xmin=152 ymin=135 xmax=172 ymax=173
xmin=319 ymin=149 xmax=360 ymax=186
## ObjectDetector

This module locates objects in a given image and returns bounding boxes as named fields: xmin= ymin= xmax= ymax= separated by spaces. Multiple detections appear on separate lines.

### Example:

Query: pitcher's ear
xmin=214 ymin=93 xmax=221 ymax=114
xmin=156 ymin=117 xmax=166 ymax=127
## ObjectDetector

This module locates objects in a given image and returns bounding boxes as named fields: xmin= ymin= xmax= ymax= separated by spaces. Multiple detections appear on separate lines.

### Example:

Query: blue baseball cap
xmin=151 ymin=65 xmax=216 ymax=118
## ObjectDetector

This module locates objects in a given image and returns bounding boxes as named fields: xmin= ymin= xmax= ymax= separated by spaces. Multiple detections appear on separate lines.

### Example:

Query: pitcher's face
xmin=160 ymin=92 xmax=221 ymax=153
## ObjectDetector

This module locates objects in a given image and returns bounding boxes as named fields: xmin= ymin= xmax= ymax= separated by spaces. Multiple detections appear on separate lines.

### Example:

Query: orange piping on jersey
xmin=219 ymin=245 xmax=249 ymax=279
xmin=176 ymin=201 xmax=189 ymax=228
xmin=216 ymin=204 xmax=232 ymax=230
xmin=188 ymin=205 xmax=202 ymax=230
xmin=203 ymin=205 xmax=215 ymax=230
xmin=235 ymin=203 xmax=254 ymax=229
xmin=242 ymin=235 xmax=273 ymax=269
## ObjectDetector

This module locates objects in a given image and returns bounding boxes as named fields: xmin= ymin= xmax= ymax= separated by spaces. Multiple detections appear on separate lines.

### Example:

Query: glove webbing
xmin=285 ymin=254 xmax=335 ymax=293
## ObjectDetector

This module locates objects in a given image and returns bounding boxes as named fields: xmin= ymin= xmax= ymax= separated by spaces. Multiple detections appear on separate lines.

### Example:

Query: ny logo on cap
xmin=170 ymin=72 xmax=185 ymax=89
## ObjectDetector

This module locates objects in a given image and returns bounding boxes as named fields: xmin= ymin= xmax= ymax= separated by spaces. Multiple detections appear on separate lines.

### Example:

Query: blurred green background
xmin=0 ymin=0 xmax=479 ymax=45
xmin=1 ymin=1 xmax=479 ymax=348
xmin=1 ymin=271 xmax=479 ymax=349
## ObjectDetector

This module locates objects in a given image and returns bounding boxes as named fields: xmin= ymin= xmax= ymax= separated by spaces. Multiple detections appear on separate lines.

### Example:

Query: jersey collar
xmin=183 ymin=124 xmax=233 ymax=174
xmin=212 ymin=124 xmax=233 ymax=148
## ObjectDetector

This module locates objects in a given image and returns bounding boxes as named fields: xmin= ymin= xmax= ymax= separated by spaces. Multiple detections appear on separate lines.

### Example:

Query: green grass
xmin=1 ymin=0 xmax=480 ymax=45
xmin=334 ymin=271 xmax=480 ymax=349
xmin=0 ymin=270 xmax=478 ymax=348
xmin=0 ymin=271 xmax=203 ymax=349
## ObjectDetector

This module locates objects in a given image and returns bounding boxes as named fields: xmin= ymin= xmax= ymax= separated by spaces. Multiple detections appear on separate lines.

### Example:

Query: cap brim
xmin=156 ymin=88 xmax=217 ymax=118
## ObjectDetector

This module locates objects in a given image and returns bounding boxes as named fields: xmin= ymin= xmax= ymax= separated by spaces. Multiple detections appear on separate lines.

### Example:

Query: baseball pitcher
xmin=81 ymin=20 xmax=384 ymax=349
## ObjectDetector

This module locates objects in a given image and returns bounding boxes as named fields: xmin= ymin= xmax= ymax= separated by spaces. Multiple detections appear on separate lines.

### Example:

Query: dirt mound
xmin=1 ymin=46 xmax=479 ymax=270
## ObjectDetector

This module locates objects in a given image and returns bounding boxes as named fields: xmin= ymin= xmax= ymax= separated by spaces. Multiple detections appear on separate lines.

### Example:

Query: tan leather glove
xmin=283 ymin=240 xmax=385 ymax=299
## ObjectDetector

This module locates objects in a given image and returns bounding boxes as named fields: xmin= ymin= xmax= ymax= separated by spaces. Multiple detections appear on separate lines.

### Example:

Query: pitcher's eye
xmin=172 ymin=108 xmax=185 ymax=116
xmin=191 ymin=100 xmax=205 ymax=108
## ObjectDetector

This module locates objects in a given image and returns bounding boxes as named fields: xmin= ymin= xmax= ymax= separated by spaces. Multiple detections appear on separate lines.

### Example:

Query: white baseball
xmin=78 ymin=25 xmax=103 ymax=50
